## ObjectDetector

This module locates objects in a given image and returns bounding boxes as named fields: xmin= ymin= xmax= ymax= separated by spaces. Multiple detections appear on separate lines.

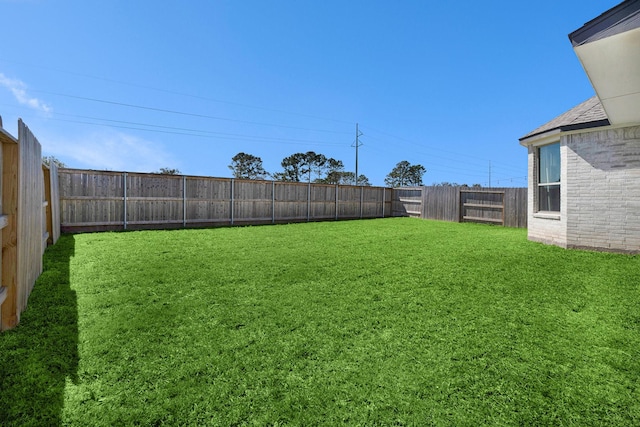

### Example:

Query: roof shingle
xmin=569 ymin=0 xmax=640 ymax=46
xmin=520 ymin=96 xmax=610 ymax=141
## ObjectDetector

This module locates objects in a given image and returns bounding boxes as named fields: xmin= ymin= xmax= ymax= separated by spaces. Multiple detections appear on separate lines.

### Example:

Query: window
xmin=538 ymin=143 xmax=560 ymax=212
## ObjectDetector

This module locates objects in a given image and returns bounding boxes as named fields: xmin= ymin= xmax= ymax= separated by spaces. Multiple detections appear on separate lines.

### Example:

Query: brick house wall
xmin=523 ymin=0 xmax=640 ymax=254
xmin=565 ymin=126 xmax=640 ymax=253
xmin=527 ymin=125 xmax=640 ymax=254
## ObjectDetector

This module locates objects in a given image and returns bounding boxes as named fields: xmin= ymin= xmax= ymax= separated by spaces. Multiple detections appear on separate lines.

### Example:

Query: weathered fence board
xmin=1 ymin=119 xmax=59 ymax=330
xmin=59 ymin=169 xmax=392 ymax=232
xmin=1 ymin=124 xmax=19 ymax=330
xmin=423 ymin=186 xmax=459 ymax=222
xmin=391 ymin=186 xmax=527 ymax=228
xmin=43 ymin=161 xmax=61 ymax=245
xmin=15 ymin=120 xmax=46 ymax=329
xmin=185 ymin=177 xmax=231 ymax=226
xmin=503 ymin=187 xmax=528 ymax=228
xmin=392 ymin=188 xmax=423 ymax=218
xmin=461 ymin=190 xmax=505 ymax=225
xmin=337 ymin=186 xmax=359 ymax=218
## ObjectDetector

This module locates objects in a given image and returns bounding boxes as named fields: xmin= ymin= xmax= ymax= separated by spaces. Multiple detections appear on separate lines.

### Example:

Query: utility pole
xmin=353 ymin=123 xmax=363 ymax=186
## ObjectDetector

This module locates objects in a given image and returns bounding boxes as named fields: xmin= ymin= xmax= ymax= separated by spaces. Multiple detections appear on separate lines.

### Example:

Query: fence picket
xmin=392 ymin=186 xmax=527 ymax=228
xmin=1 ymin=119 xmax=59 ymax=331
xmin=59 ymin=170 xmax=393 ymax=232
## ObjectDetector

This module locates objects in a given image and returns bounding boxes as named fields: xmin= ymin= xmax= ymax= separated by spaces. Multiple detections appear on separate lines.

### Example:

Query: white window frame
xmin=536 ymin=142 xmax=561 ymax=213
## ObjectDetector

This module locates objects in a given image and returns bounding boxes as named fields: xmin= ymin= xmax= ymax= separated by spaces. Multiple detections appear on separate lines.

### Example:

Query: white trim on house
xmin=519 ymin=122 xmax=637 ymax=147
xmin=533 ymin=212 xmax=561 ymax=220
xmin=519 ymin=129 xmax=561 ymax=147
xmin=571 ymin=0 xmax=640 ymax=126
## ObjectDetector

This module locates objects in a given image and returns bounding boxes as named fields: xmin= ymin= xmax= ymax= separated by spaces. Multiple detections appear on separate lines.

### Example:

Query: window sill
xmin=533 ymin=212 xmax=561 ymax=221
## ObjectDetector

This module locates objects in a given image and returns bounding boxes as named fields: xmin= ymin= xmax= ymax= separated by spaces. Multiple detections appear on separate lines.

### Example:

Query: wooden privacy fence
xmin=392 ymin=188 xmax=424 ymax=218
xmin=392 ymin=186 xmax=528 ymax=228
xmin=0 ymin=118 xmax=60 ymax=331
xmin=59 ymin=169 xmax=393 ymax=232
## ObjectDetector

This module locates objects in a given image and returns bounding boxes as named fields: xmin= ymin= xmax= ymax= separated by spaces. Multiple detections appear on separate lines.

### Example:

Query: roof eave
xmin=519 ymin=119 xmax=610 ymax=146
xmin=560 ymin=119 xmax=611 ymax=133
xmin=519 ymin=128 xmax=561 ymax=147
xmin=570 ymin=1 xmax=640 ymax=125
xmin=569 ymin=0 xmax=640 ymax=46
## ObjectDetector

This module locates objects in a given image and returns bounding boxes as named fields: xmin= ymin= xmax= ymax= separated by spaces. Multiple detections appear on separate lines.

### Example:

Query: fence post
xmin=42 ymin=165 xmax=52 ymax=244
xmin=1 ymin=132 xmax=18 ymax=330
xmin=123 ymin=172 xmax=128 ymax=230
xmin=230 ymin=178 xmax=234 ymax=225
xmin=382 ymin=188 xmax=385 ymax=218
xmin=307 ymin=181 xmax=311 ymax=222
xmin=360 ymin=186 xmax=364 ymax=219
xmin=46 ymin=161 xmax=60 ymax=244
xmin=335 ymin=184 xmax=339 ymax=220
xmin=182 ymin=175 xmax=187 ymax=228
xmin=272 ymin=180 xmax=275 ymax=224
xmin=456 ymin=187 xmax=462 ymax=223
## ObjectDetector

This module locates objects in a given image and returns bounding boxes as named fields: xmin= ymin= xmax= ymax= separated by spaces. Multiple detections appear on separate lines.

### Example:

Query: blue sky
xmin=0 ymin=0 xmax=618 ymax=187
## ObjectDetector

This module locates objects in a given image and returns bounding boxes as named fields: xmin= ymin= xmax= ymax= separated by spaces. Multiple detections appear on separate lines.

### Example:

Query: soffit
xmin=570 ymin=0 xmax=640 ymax=126
xmin=573 ymin=26 xmax=640 ymax=125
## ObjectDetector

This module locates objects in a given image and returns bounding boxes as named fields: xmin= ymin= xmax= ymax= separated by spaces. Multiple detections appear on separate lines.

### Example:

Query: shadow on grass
xmin=0 ymin=235 xmax=77 ymax=426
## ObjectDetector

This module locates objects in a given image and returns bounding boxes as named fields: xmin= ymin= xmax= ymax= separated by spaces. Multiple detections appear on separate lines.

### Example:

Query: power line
xmin=363 ymin=133 xmax=526 ymax=185
xmin=365 ymin=141 xmax=525 ymax=186
xmin=2 ymin=65 xmax=527 ymax=185
xmin=1 ymin=101 xmax=348 ymax=147
xmin=32 ymin=89 xmax=353 ymax=135
xmin=366 ymin=142 xmax=496 ymax=177
xmin=0 ymin=58 xmax=354 ymax=125
xmin=53 ymin=117 xmax=346 ymax=147
xmin=361 ymin=125 xmax=526 ymax=175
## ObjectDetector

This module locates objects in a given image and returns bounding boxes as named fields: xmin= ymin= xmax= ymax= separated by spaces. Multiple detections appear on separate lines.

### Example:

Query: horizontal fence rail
xmin=460 ymin=190 xmax=505 ymax=225
xmin=59 ymin=169 xmax=394 ymax=232
xmin=391 ymin=188 xmax=423 ymax=218
xmin=391 ymin=186 xmax=528 ymax=228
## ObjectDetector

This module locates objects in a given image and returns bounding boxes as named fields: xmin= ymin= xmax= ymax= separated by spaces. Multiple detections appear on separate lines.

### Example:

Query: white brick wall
xmin=564 ymin=126 xmax=640 ymax=253
xmin=527 ymin=125 xmax=640 ymax=253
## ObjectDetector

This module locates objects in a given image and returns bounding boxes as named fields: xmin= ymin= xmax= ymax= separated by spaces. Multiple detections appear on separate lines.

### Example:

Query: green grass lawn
xmin=1 ymin=218 xmax=639 ymax=426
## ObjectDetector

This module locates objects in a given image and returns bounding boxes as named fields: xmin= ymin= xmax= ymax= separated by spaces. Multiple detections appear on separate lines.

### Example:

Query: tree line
xmin=46 ymin=154 xmax=483 ymax=188
xmin=228 ymin=151 xmax=427 ymax=187
xmin=45 ymin=152 xmax=428 ymax=187
xmin=228 ymin=151 xmax=372 ymax=185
